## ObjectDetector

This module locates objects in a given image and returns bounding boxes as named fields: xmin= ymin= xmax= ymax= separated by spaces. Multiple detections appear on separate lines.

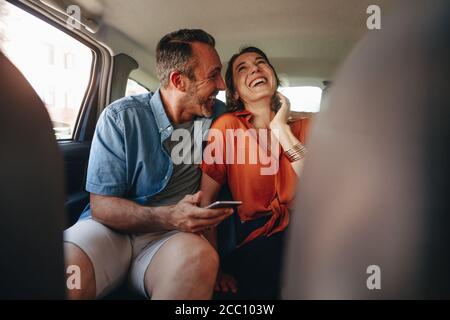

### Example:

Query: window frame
xmin=7 ymin=0 xmax=111 ymax=142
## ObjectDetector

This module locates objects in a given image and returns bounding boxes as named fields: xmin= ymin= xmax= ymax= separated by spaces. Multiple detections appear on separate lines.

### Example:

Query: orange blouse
xmin=201 ymin=110 xmax=311 ymax=246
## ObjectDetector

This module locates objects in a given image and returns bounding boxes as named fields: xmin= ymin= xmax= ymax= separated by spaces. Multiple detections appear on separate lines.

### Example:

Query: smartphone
xmin=206 ymin=201 xmax=242 ymax=209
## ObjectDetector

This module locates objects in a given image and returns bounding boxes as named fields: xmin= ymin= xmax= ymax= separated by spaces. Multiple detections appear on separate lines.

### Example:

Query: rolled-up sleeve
xmin=86 ymin=109 xmax=127 ymax=196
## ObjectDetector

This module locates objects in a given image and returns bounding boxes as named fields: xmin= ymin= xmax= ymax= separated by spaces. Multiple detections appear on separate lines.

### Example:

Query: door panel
xmin=60 ymin=141 xmax=91 ymax=227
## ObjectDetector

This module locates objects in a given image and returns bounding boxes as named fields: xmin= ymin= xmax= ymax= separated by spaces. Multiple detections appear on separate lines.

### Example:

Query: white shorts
xmin=64 ymin=218 xmax=180 ymax=298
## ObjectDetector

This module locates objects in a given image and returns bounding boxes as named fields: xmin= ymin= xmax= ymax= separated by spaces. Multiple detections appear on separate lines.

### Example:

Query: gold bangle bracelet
xmin=284 ymin=143 xmax=307 ymax=162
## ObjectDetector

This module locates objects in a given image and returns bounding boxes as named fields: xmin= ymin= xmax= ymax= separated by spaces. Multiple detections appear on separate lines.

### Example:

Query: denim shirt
xmin=79 ymin=89 xmax=226 ymax=220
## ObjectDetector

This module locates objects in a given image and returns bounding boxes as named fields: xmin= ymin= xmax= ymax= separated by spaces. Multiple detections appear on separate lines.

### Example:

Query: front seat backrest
xmin=282 ymin=0 xmax=450 ymax=299
xmin=0 ymin=52 xmax=66 ymax=299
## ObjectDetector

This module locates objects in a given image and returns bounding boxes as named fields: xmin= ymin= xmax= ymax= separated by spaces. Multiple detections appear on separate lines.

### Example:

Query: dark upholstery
xmin=0 ymin=52 xmax=66 ymax=299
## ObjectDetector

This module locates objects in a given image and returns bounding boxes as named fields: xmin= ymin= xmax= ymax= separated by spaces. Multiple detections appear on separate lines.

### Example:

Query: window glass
xmin=217 ymin=90 xmax=226 ymax=103
xmin=125 ymin=78 xmax=149 ymax=97
xmin=279 ymin=86 xmax=322 ymax=113
xmin=1 ymin=2 xmax=93 ymax=139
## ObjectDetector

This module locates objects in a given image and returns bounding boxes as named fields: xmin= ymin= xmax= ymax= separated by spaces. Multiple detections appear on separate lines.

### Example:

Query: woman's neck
xmin=244 ymin=100 xmax=274 ymax=129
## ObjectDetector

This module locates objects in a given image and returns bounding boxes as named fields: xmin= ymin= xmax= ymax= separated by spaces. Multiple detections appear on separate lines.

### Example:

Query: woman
xmin=200 ymin=47 xmax=311 ymax=299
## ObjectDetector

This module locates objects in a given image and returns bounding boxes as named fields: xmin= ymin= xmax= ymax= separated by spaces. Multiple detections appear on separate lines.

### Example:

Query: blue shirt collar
xmin=150 ymin=89 xmax=173 ymax=139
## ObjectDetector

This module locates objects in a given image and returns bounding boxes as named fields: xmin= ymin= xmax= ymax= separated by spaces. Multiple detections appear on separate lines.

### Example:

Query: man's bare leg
xmin=144 ymin=233 xmax=219 ymax=299
xmin=64 ymin=243 xmax=96 ymax=299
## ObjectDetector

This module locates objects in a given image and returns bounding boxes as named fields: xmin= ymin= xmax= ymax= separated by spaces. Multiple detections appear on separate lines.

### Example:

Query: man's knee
xmin=63 ymin=219 xmax=133 ymax=299
xmin=174 ymin=233 xmax=219 ymax=278
xmin=144 ymin=233 xmax=220 ymax=299
xmin=149 ymin=233 xmax=219 ymax=285
xmin=64 ymin=242 xmax=96 ymax=299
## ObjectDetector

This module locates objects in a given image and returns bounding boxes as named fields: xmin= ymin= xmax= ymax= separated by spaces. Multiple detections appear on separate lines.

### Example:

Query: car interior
xmin=1 ymin=0 xmax=396 ymax=227
xmin=1 ymin=0 xmax=449 ymax=300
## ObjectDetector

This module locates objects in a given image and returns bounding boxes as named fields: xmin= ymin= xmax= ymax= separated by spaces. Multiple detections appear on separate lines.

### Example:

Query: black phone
xmin=206 ymin=201 xmax=242 ymax=209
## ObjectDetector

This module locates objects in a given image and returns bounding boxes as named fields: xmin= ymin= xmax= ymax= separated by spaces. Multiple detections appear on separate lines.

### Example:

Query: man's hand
xmin=168 ymin=191 xmax=234 ymax=233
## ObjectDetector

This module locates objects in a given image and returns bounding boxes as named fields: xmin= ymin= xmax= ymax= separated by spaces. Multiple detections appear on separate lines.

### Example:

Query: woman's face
xmin=232 ymin=52 xmax=277 ymax=105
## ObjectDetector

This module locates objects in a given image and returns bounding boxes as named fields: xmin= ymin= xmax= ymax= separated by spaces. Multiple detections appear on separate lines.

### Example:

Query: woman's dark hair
xmin=225 ymin=46 xmax=281 ymax=112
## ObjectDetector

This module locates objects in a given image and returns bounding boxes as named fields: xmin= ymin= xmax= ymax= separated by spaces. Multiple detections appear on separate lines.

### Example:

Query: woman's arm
xmin=200 ymin=173 xmax=238 ymax=293
xmin=199 ymin=173 xmax=223 ymax=249
xmin=270 ymin=93 xmax=307 ymax=177
xmin=272 ymin=124 xmax=306 ymax=177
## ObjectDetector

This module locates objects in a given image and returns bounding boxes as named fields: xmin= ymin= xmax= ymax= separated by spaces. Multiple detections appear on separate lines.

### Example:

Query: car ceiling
xmin=51 ymin=0 xmax=397 ymax=88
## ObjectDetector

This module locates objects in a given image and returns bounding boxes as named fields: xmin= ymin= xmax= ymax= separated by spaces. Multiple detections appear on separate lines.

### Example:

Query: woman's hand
xmin=215 ymin=271 xmax=238 ymax=294
xmin=270 ymin=92 xmax=291 ymax=130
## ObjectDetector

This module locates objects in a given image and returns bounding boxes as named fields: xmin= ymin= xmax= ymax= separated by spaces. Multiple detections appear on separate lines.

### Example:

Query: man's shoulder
xmin=105 ymin=92 xmax=153 ymax=116
xmin=211 ymin=99 xmax=227 ymax=119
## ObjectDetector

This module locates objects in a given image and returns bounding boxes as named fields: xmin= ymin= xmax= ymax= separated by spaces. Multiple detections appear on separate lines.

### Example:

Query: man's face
xmin=185 ymin=42 xmax=226 ymax=118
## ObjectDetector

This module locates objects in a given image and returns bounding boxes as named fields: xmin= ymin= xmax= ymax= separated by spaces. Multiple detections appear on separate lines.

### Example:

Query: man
xmin=64 ymin=29 xmax=231 ymax=299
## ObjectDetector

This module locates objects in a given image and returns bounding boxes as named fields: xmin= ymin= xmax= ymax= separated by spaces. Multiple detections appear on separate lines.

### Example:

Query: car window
xmin=1 ymin=2 xmax=93 ymax=140
xmin=279 ymin=86 xmax=322 ymax=113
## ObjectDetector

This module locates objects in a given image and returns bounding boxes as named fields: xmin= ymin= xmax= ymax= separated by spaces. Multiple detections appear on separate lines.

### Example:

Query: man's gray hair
xmin=155 ymin=29 xmax=215 ymax=87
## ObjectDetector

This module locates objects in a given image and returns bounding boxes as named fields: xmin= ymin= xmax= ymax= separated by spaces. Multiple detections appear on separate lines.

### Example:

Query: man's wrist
xmin=160 ymin=204 xmax=176 ymax=230
xmin=143 ymin=204 xmax=175 ymax=231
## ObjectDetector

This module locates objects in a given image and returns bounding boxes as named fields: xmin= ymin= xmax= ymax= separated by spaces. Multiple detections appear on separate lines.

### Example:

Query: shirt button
xmin=165 ymin=175 xmax=169 ymax=180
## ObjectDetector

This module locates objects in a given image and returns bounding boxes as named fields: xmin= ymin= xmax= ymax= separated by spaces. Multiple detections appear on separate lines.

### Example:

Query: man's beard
xmin=199 ymin=95 xmax=214 ymax=118
xmin=188 ymin=85 xmax=217 ymax=118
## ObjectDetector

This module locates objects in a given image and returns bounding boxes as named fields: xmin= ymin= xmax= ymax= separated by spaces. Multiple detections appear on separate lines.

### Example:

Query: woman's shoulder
xmin=211 ymin=111 xmax=245 ymax=129
xmin=288 ymin=113 xmax=314 ymax=139
xmin=288 ymin=112 xmax=313 ymax=127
